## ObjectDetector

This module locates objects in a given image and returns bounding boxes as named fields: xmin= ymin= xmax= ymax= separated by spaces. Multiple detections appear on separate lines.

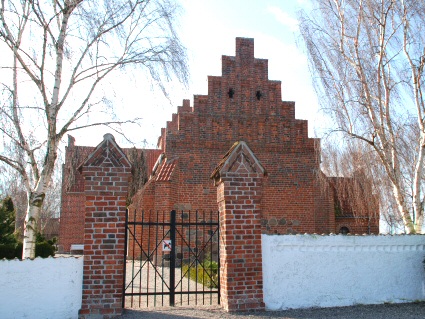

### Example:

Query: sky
xmin=69 ymin=0 xmax=323 ymax=150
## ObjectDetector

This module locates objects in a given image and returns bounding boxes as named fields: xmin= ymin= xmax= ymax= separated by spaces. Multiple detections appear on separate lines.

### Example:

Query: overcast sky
xmin=69 ymin=0 xmax=323 ymax=149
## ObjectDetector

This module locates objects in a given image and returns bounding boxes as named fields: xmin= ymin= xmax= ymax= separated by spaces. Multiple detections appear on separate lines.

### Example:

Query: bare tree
xmin=319 ymin=136 xmax=403 ymax=233
xmin=299 ymin=0 xmax=425 ymax=233
xmin=127 ymin=147 xmax=148 ymax=206
xmin=0 ymin=0 xmax=189 ymax=258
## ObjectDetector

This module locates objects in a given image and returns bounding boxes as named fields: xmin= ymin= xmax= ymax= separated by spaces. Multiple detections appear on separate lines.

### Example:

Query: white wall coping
xmin=262 ymin=234 xmax=425 ymax=310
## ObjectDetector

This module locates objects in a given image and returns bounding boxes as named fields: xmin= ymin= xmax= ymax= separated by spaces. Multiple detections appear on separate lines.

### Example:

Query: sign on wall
xmin=162 ymin=240 xmax=172 ymax=252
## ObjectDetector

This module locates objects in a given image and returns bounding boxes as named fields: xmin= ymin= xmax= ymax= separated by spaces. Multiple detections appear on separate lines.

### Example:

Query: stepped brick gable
xmin=130 ymin=37 xmax=345 ymax=235
xmin=60 ymin=37 xmax=378 ymax=255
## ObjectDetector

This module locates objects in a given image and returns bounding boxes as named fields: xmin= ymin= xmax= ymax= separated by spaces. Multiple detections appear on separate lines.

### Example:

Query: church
xmin=59 ymin=38 xmax=378 ymax=253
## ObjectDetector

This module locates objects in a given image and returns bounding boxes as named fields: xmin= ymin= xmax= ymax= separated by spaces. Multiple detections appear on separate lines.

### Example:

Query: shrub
xmin=182 ymin=259 xmax=219 ymax=288
xmin=15 ymin=242 xmax=23 ymax=258
xmin=0 ymin=242 xmax=24 ymax=259
xmin=0 ymin=243 xmax=19 ymax=259
xmin=34 ymin=233 xmax=56 ymax=258
xmin=0 ymin=241 xmax=56 ymax=260
xmin=35 ymin=241 xmax=55 ymax=258
xmin=0 ymin=196 xmax=18 ymax=245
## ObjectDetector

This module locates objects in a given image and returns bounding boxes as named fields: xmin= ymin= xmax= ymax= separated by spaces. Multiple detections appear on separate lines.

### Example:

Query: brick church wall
xmin=59 ymin=136 xmax=94 ymax=253
xmin=61 ymin=37 xmax=378 ymax=256
xmin=336 ymin=216 xmax=379 ymax=235
xmin=133 ymin=37 xmax=332 ymax=235
xmin=59 ymin=192 xmax=85 ymax=252
xmin=55 ymin=36 xmax=382 ymax=315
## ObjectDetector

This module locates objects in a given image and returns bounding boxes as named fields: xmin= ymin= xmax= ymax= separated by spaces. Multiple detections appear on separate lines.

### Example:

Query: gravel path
xmin=119 ymin=302 xmax=425 ymax=319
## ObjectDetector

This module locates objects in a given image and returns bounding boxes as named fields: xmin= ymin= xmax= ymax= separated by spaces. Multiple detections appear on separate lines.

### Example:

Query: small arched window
xmin=256 ymin=90 xmax=262 ymax=100
xmin=339 ymin=226 xmax=350 ymax=235
xmin=228 ymin=88 xmax=235 ymax=98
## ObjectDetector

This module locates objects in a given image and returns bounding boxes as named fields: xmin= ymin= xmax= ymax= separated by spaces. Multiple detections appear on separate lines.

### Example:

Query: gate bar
xmin=169 ymin=210 xmax=176 ymax=306
xmin=122 ymin=208 xmax=129 ymax=308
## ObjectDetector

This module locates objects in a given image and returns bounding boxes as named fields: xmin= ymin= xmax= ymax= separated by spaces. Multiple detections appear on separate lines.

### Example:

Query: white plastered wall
xmin=0 ymin=256 xmax=83 ymax=319
xmin=262 ymin=234 xmax=425 ymax=310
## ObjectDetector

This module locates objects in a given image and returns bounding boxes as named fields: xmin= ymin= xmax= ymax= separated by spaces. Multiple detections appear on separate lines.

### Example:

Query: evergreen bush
xmin=0 ymin=243 xmax=19 ymax=259
xmin=0 ymin=197 xmax=56 ymax=259
xmin=35 ymin=241 xmax=55 ymax=258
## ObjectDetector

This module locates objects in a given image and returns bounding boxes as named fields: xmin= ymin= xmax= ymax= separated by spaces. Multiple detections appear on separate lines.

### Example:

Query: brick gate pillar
xmin=78 ymin=134 xmax=131 ymax=319
xmin=211 ymin=141 xmax=267 ymax=311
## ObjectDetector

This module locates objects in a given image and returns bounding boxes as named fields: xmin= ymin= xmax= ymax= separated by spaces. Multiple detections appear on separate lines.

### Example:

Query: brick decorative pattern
xmin=78 ymin=134 xmax=131 ymax=319
xmin=213 ymin=141 xmax=266 ymax=311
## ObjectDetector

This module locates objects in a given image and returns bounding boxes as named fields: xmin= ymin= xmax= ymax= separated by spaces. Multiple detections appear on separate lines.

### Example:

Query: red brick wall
xmin=314 ymin=171 xmax=336 ymax=234
xmin=59 ymin=136 xmax=94 ymax=252
xmin=139 ymin=37 xmax=329 ymax=235
xmin=59 ymin=192 xmax=85 ymax=252
xmin=214 ymin=142 xmax=265 ymax=311
xmin=329 ymin=176 xmax=379 ymax=234
xmin=336 ymin=217 xmax=379 ymax=235
xmin=62 ymin=38 xmax=378 ymax=256
xmin=78 ymin=134 xmax=131 ymax=319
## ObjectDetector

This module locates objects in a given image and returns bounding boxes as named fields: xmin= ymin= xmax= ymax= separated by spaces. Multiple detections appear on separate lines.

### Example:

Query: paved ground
xmin=120 ymin=302 xmax=425 ymax=319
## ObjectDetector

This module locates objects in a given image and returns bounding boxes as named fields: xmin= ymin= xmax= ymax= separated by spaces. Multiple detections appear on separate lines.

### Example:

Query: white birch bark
xmin=0 ymin=0 xmax=189 ymax=258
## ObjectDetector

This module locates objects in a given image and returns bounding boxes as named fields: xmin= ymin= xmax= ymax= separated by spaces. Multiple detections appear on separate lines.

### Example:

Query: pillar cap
xmin=211 ymin=141 xmax=267 ymax=185
xmin=78 ymin=133 xmax=131 ymax=171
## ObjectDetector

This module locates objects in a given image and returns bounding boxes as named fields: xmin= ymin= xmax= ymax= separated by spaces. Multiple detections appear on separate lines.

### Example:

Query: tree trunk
xmin=22 ymin=191 xmax=45 ymax=259
xmin=412 ymin=134 xmax=425 ymax=233
xmin=392 ymin=183 xmax=415 ymax=234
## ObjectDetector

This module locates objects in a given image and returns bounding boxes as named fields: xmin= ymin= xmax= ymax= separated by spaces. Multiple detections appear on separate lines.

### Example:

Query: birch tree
xmin=0 ymin=0 xmax=189 ymax=258
xmin=299 ymin=0 xmax=425 ymax=233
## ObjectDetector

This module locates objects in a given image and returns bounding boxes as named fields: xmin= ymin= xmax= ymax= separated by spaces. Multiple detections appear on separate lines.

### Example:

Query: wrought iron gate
xmin=123 ymin=209 xmax=220 ymax=308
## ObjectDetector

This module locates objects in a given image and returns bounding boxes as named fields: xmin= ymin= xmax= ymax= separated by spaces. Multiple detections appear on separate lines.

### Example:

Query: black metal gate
xmin=123 ymin=209 xmax=220 ymax=308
